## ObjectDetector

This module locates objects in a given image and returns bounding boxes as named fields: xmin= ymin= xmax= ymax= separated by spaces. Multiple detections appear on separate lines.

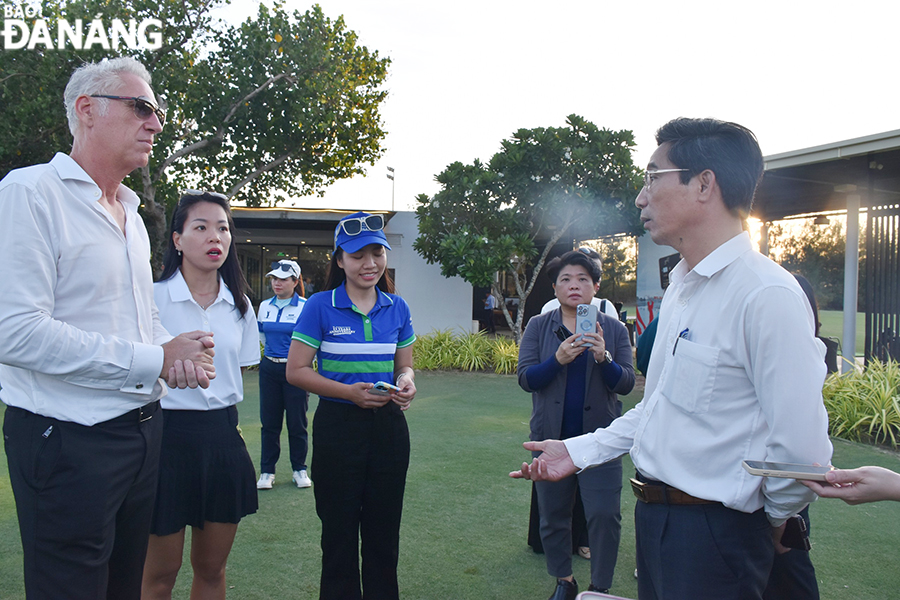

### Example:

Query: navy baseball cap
xmin=334 ymin=212 xmax=391 ymax=253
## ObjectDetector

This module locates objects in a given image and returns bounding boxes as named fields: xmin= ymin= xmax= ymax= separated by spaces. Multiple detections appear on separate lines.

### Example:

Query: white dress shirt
xmin=0 ymin=154 xmax=170 ymax=426
xmin=565 ymin=232 xmax=833 ymax=525
xmin=154 ymin=270 xmax=259 ymax=411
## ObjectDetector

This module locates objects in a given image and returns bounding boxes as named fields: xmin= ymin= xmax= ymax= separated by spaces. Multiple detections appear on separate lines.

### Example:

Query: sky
xmin=216 ymin=0 xmax=900 ymax=213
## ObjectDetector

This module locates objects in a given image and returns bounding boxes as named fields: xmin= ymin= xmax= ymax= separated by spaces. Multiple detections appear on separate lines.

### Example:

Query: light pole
xmin=386 ymin=166 xmax=395 ymax=211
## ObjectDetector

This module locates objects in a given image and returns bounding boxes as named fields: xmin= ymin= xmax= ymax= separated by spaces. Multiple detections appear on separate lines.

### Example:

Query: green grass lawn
xmin=819 ymin=310 xmax=865 ymax=357
xmin=2 ymin=371 xmax=900 ymax=599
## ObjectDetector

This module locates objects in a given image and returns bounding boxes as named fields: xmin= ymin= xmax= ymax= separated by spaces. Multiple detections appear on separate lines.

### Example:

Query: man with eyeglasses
xmin=512 ymin=118 xmax=832 ymax=600
xmin=0 ymin=57 xmax=216 ymax=599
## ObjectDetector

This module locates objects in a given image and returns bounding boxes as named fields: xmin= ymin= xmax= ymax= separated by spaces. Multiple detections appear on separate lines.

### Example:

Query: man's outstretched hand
xmin=509 ymin=439 xmax=578 ymax=481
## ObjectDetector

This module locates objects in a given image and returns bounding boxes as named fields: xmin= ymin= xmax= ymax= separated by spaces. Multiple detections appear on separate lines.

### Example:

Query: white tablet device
xmin=742 ymin=460 xmax=833 ymax=482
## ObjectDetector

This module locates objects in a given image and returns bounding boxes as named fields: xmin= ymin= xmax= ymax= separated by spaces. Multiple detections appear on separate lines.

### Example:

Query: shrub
xmin=823 ymin=359 xmax=900 ymax=447
xmin=413 ymin=330 xmax=519 ymax=374
xmin=491 ymin=337 xmax=519 ymax=375
xmin=454 ymin=331 xmax=493 ymax=371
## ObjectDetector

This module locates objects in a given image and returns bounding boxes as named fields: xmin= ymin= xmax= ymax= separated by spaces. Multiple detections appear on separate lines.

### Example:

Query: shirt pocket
xmin=662 ymin=338 xmax=719 ymax=414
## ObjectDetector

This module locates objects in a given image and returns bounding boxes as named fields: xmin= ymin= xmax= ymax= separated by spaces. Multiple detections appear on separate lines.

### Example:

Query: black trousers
xmin=312 ymin=399 xmax=410 ymax=600
xmin=635 ymin=500 xmax=774 ymax=600
xmin=3 ymin=402 xmax=163 ymax=600
xmin=763 ymin=506 xmax=820 ymax=600
xmin=259 ymin=357 xmax=309 ymax=473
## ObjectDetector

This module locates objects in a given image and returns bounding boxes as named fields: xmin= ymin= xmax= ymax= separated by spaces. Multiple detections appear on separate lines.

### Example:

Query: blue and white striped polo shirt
xmin=292 ymin=283 xmax=416 ymax=405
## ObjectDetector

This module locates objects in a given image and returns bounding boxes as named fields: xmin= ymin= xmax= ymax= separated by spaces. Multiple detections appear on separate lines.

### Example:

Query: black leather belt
xmin=108 ymin=400 xmax=160 ymax=424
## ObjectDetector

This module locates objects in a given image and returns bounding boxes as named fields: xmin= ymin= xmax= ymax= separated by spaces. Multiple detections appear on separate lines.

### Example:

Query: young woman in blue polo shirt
xmin=256 ymin=259 xmax=311 ymax=490
xmin=287 ymin=212 xmax=416 ymax=600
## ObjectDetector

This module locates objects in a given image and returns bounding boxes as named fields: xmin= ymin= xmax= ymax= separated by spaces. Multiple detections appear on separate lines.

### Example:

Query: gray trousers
xmin=535 ymin=458 xmax=622 ymax=589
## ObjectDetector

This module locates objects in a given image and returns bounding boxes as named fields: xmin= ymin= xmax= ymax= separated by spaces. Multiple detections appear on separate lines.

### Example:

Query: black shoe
xmin=588 ymin=583 xmax=610 ymax=594
xmin=548 ymin=578 xmax=578 ymax=600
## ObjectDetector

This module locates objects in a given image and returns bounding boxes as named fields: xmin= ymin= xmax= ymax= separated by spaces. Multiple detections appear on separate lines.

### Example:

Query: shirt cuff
xmin=563 ymin=434 xmax=595 ymax=471
xmin=122 ymin=342 xmax=164 ymax=395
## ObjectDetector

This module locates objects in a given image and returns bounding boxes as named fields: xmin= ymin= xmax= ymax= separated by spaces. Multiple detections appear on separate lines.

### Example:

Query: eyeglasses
xmin=643 ymin=168 xmax=690 ymax=189
xmin=182 ymin=189 xmax=228 ymax=201
xmin=577 ymin=246 xmax=599 ymax=259
xmin=270 ymin=261 xmax=294 ymax=274
xmin=90 ymin=95 xmax=167 ymax=126
xmin=338 ymin=214 xmax=384 ymax=236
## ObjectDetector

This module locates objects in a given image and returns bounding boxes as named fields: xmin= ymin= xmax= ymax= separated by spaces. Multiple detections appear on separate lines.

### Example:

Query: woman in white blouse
xmin=142 ymin=190 xmax=259 ymax=600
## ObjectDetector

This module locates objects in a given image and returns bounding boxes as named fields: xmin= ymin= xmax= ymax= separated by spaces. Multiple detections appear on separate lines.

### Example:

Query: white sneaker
xmin=257 ymin=473 xmax=275 ymax=490
xmin=293 ymin=469 xmax=312 ymax=488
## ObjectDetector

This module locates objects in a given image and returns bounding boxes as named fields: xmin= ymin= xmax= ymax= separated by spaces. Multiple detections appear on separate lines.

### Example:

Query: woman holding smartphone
xmin=143 ymin=191 xmax=259 ymax=599
xmin=287 ymin=212 xmax=416 ymax=600
xmin=517 ymin=249 xmax=634 ymax=600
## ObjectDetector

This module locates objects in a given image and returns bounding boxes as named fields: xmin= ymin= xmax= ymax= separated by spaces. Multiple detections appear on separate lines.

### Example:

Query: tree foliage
xmin=0 ymin=0 xmax=390 ymax=272
xmin=582 ymin=236 xmax=637 ymax=303
xmin=414 ymin=115 xmax=643 ymax=341
xmin=769 ymin=219 xmax=864 ymax=310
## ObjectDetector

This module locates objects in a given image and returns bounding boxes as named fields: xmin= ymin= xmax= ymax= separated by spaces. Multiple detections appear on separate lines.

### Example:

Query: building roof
xmin=753 ymin=129 xmax=900 ymax=221
xmin=231 ymin=207 xmax=394 ymax=247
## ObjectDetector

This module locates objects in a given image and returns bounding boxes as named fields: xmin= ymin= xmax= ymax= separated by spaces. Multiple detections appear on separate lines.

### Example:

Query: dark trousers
xmin=259 ymin=356 xmax=309 ymax=473
xmin=312 ymin=399 xmax=410 ymax=600
xmin=535 ymin=459 xmax=622 ymax=589
xmin=635 ymin=500 xmax=774 ymax=600
xmin=763 ymin=506 xmax=819 ymax=600
xmin=3 ymin=402 xmax=162 ymax=600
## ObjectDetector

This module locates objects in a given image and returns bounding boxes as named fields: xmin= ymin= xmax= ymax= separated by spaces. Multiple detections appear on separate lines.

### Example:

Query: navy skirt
xmin=150 ymin=405 xmax=258 ymax=536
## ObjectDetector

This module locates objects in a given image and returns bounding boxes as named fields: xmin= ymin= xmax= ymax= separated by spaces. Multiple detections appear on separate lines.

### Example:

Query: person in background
xmin=287 ymin=211 xmax=417 ymax=600
xmin=518 ymin=249 xmax=635 ymax=599
xmin=511 ymin=118 xmax=833 ymax=600
xmin=0 ymin=57 xmax=214 ymax=599
xmin=484 ymin=290 xmax=497 ymax=333
xmin=142 ymin=191 xmax=259 ymax=599
xmin=257 ymin=259 xmax=312 ymax=490
xmin=540 ymin=247 xmax=619 ymax=320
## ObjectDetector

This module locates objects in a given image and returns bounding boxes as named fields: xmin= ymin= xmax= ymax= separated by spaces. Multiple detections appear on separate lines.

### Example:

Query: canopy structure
xmin=753 ymin=129 xmax=900 ymax=369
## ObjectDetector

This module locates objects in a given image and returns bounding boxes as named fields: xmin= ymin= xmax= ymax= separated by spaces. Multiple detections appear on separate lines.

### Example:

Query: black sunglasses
xmin=270 ymin=262 xmax=293 ymax=273
xmin=182 ymin=189 xmax=228 ymax=201
xmin=90 ymin=95 xmax=167 ymax=126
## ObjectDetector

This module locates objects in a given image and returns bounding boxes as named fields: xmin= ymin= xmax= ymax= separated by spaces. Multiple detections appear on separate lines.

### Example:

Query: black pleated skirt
xmin=150 ymin=405 xmax=258 ymax=536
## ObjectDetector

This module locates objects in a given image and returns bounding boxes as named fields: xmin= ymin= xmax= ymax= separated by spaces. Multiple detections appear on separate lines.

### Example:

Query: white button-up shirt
xmin=565 ymin=232 xmax=833 ymax=524
xmin=0 ymin=154 xmax=170 ymax=426
xmin=154 ymin=270 xmax=259 ymax=411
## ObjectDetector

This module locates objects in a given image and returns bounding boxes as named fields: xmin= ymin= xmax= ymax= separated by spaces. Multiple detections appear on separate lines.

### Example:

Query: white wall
xmin=635 ymin=232 xmax=678 ymax=336
xmin=385 ymin=212 xmax=474 ymax=335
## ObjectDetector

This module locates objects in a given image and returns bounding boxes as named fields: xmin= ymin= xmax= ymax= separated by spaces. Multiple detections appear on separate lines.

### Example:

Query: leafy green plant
xmin=823 ymin=359 xmax=900 ymax=447
xmin=491 ymin=338 xmax=519 ymax=375
xmin=454 ymin=331 xmax=493 ymax=371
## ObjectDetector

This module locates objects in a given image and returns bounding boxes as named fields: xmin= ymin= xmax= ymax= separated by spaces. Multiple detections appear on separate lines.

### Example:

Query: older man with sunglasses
xmin=0 ymin=57 xmax=216 ymax=599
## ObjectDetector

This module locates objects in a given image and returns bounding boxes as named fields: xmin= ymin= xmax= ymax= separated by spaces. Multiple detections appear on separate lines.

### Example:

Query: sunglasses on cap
xmin=90 ymin=95 xmax=167 ymax=126
xmin=338 ymin=214 xmax=384 ymax=236
xmin=270 ymin=261 xmax=294 ymax=274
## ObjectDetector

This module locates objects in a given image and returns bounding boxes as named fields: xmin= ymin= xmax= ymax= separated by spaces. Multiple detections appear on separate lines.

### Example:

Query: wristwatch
xmin=599 ymin=350 xmax=613 ymax=364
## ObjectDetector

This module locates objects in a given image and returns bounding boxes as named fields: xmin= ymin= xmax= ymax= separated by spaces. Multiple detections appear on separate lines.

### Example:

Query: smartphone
xmin=370 ymin=381 xmax=401 ymax=396
xmin=575 ymin=304 xmax=598 ymax=346
xmin=742 ymin=460 xmax=833 ymax=481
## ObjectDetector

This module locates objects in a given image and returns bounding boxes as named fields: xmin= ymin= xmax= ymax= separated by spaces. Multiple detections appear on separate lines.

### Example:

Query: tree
xmin=414 ymin=115 xmax=643 ymax=341
xmin=768 ymin=219 xmax=864 ymax=311
xmin=582 ymin=236 xmax=637 ymax=303
xmin=1 ymin=0 xmax=390 ymax=272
